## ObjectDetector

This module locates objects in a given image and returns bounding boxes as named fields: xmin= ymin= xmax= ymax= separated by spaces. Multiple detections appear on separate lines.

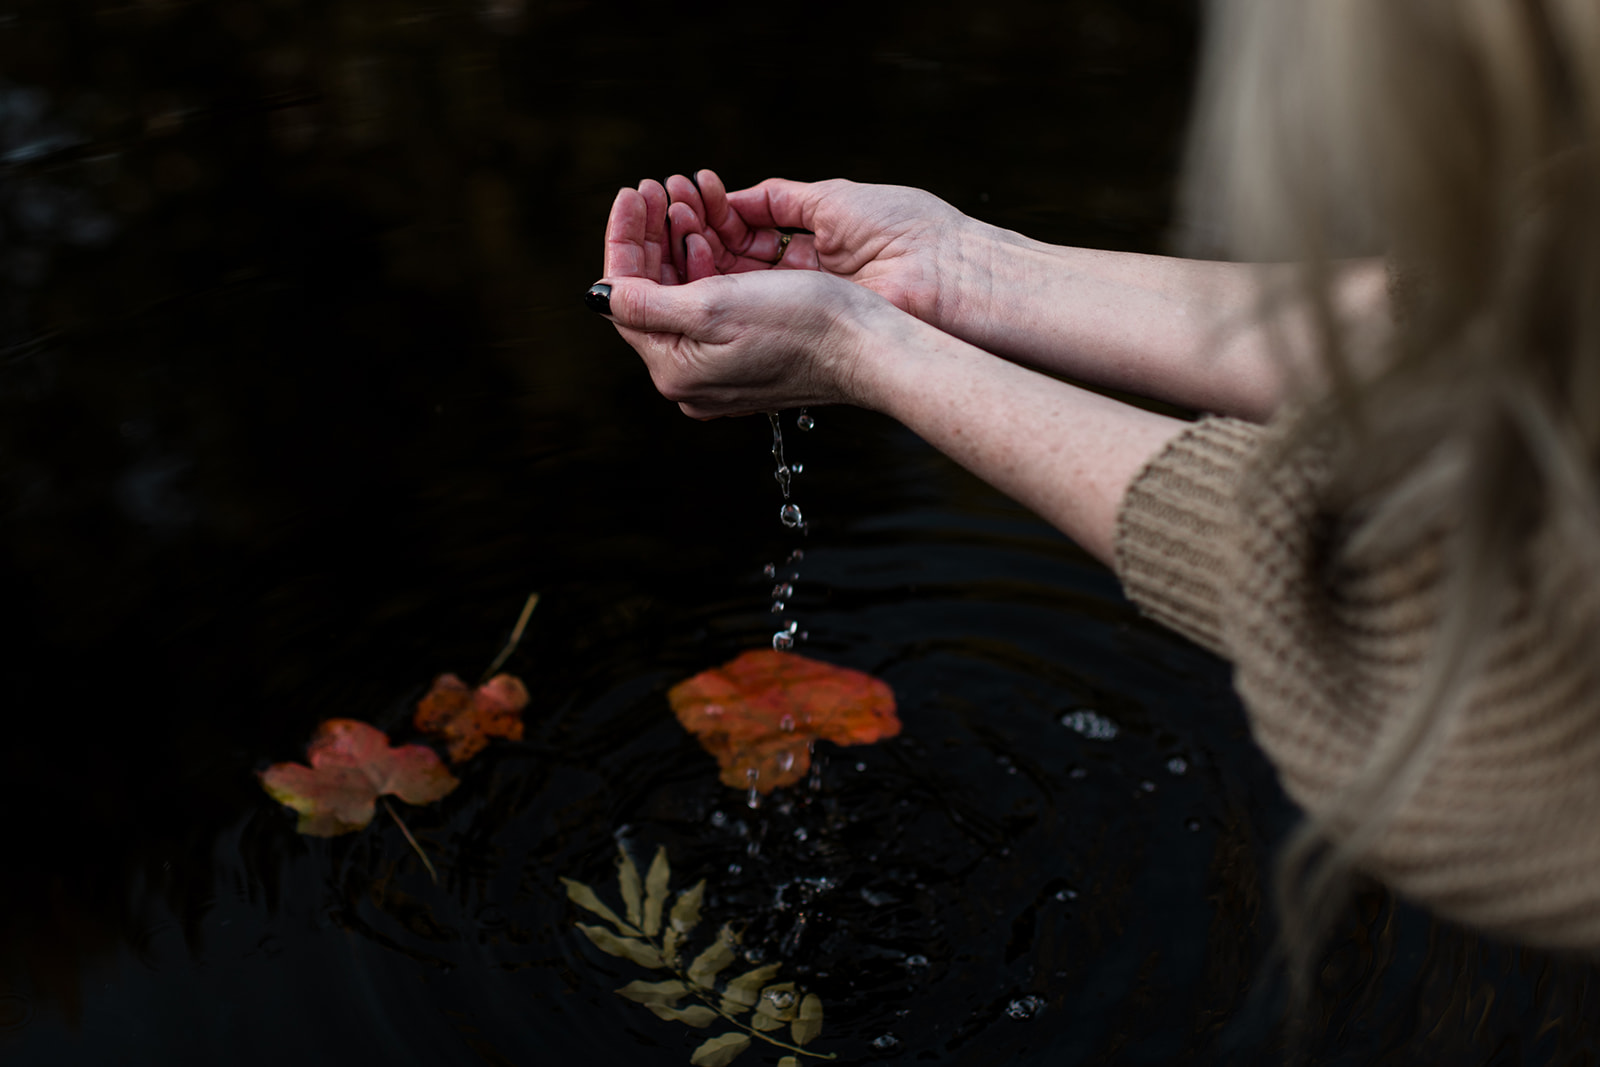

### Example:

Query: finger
xmin=685 ymin=231 xmax=717 ymax=282
xmin=604 ymin=187 xmax=649 ymax=278
xmin=723 ymin=233 xmax=821 ymax=274
xmin=695 ymin=169 xmax=753 ymax=252
xmin=724 ymin=177 xmax=831 ymax=232
xmin=638 ymin=179 xmax=670 ymax=283
xmin=600 ymin=276 xmax=711 ymax=338
xmin=664 ymin=173 xmax=707 ymax=224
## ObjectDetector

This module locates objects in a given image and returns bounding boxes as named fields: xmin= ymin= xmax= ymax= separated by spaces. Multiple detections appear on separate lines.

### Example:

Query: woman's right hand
xmin=662 ymin=171 xmax=988 ymax=336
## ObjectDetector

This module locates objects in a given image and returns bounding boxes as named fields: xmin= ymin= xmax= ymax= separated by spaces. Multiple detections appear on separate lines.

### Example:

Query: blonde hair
xmin=1182 ymin=0 xmax=1600 ymax=992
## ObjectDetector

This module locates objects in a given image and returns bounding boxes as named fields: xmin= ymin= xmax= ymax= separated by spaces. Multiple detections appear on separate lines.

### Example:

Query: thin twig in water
xmin=383 ymin=798 xmax=438 ymax=884
xmin=481 ymin=591 xmax=539 ymax=682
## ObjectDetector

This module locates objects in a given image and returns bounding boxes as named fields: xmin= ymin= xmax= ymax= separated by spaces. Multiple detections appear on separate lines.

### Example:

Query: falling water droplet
xmin=1166 ymin=756 xmax=1189 ymax=776
xmin=777 ymin=750 xmax=795 ymax=772
xmin=772 ymin=630 xmax=795 ymax=650
xmin=771 ymin=601 xmax=786 ymax=613
xmin=746 ymin=768 xmax=760 ymax=809
xmin=772 ymin=583 xmax=794 ymax=598
xmin=774 ymin=464 xmax=792 ymax=496
xmin=787 ymin=549 xmax=805 ymax=562
xmin=779 ymin=714 xmax=795 ymax=732
xmin=791 ymin=462 xmax=803 ymax=473
xmin=796 ymin=412 xmax=815 ymax=431
xmin=780 ymin=503 xmax=803 ymax=528
xmin=768 ymin=412 xmax=791 ymax=499
xmin=763 ymin=563 xmax=777 ymax=579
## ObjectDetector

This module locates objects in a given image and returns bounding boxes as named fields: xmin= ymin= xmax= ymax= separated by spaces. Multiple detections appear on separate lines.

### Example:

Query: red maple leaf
xmin=258 ymin=719 xmax=460 ymax=837
xmin=667 ymin=650 xmax=899 ymax=793
xmin=413 ymin=672 xmax=529 ymax=763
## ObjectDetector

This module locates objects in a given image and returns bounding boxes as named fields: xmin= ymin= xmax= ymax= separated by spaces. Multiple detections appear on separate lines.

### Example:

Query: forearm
xmin=941 ymin=226 xmax=1390 ymax=421
xmin=848 ymin=309 xmax=1190 ymax=565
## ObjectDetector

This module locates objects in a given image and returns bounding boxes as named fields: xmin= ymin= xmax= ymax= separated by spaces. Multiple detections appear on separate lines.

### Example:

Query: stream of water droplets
xmin=766 ymin=410 xmax=814 ymax=650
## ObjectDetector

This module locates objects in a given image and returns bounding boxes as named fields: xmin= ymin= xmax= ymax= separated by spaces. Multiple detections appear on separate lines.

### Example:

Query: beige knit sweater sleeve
xmin=1114 ymin=416 xmax=1600 ymax=949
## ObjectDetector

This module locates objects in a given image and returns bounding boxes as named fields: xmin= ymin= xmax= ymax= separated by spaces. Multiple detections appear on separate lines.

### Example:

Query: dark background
xmin=1 ymin=0 xmax=1595 ymax=1063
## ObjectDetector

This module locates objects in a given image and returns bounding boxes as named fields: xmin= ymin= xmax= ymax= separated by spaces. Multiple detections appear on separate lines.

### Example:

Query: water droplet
xmin=871 ymin=1034 xmax=899 ymax=1051
xmin=796 ymin=412 xmax=815 ymax=431
xmin=1140 ymin=780 xmax=1157 ymax=793
xmin=1167 ymin=756 xmax=1189 ymax=775
xmin=1054 ymin=887 xmax=1078 ymax=902
xmin=780 ymin=503 xmax=803 ymax=527
xmin=779 ymin=714 xmax=796 ymax=732
xmin=772 ymin=583 xmax=794 ymax=598
xmin=786 ymin=620 xmax=799 ymax=633
xmin=904 ymin=954 xmax=929 ymax=969
xmin=774 ymin=464 xmax=792 ymax=496
xmin=787 ymin=549 xmax=805 ymax=562
xmin=793 ymin=826 xmax=808 ymax=841
xmin=710 ymin=810 xmax=728 ymax=828
xmin=771 ymin=601 xmax=786 ymax=613
xmin=764 ymin=988 xmax=797 ymax=1010
xmin=1006 ymin=994 xmax=1046 ymax=1020
xmin=1186 ymin=818 xmax=1202 ymax=832
xmin=705 ymin=704 xmax=724 ymax=717
xmin=855 ymin=761 xmax=867 ymax=772
xmin=1060 ymin=709 xmax=1118 ymax=740
xmin=746 ymin=768 xmax=761 ymax=809
xmin=777 ymin=750 xmax=795 ymax=772
xmin=772 ymin=630 xmax=795 ymax=650
xmin=728 ymin=863 xmax=742 ymax=875
xmin=763 ymin=563 xmax=777 ymax=579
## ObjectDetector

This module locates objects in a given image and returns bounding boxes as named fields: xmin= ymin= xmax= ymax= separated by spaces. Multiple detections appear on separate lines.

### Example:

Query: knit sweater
xmin=1113 ymin=416 xmax=1600 ymax=948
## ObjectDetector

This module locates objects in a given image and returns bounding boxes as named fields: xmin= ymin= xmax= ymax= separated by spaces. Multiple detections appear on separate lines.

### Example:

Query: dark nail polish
xmin=585 ymin=283 xmax=612 ymax=315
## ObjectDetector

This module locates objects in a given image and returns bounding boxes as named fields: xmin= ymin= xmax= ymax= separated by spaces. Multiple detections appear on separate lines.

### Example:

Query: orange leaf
xmin=667 ymin=650 xmax=898 ymax=793
xmin=258 ymin=719 xmax=459 ymax=837
xmin=413 ymin=672 xmax=529 ymax=763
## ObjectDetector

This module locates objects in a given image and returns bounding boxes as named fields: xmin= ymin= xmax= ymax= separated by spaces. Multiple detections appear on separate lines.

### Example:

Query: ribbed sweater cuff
xmin=1112 ymin=416 xmax=1265 ymax=657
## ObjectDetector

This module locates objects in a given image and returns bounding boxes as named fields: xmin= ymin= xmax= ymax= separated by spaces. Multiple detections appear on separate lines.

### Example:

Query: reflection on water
xmin=2 ymin=0 xmax=1597 ymax=1064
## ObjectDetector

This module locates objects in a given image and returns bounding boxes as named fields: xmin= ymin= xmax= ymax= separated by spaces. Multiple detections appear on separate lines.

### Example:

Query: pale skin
xmin=595 ymin=170 xmax=1389 ymax=566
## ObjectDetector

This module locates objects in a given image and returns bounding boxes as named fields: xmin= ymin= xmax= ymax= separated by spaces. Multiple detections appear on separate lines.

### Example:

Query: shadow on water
xmin=1 ymin=0 xmax=1597 ymax=1063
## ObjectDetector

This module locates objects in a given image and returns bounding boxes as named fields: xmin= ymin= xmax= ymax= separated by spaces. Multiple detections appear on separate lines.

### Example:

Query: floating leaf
xmin=642 ymin=846 xmax=670 ymax=936
xmin=668 ymin=650 xmax=898 ymax=792
xmin=413 ymin=672 xmax=529 ymax=763
xmin=791 ymin=994 xmax=823 ymax=1046
xmin=259 ymin=719 xmax=459 ymax=837
xmin=750 ymin=1011 xmax=783 ymax=1032
xmin=576 ymin=923 xmax=664 ymax=968
xmin=779 ymin=1059 xmax=800 ymax=1067
xmin=690 ymin=1033 xmax=751 ymax=1067
xmin=561 ymin=878 xmax=640 ymax=936
xmin=646 ymin=1003 xmax=718 ymax=1027
xmin=671 ymin=880 xmax=706 ymax=935
xmin=722 ymin=964 xmax=783 ymax=1010
xmin=618 ymin=844 xmax=644 ymax=929
xmin=687 ymin=924 xmax=739 ymax=989
xmin=614 ymin=980 xmax=687 ymax=1006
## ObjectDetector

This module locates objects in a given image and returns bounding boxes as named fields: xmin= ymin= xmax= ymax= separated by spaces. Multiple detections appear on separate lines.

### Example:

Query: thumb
xmin=587 ymin=277 xmax=708 ymax=336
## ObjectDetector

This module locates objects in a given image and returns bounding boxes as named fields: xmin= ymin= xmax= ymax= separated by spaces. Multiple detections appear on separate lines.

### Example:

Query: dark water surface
xmin=2 ymin=1 xmax=1597 ymax=1064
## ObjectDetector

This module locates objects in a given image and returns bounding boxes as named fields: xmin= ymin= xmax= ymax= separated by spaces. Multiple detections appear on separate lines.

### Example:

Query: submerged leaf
xmin=671 ymin=880 xmax=706 ymax=935
xmin=614 ymin=979 xmax=687 ymax=1006
xmin=662 ymin=927 xmax=682 ymax=969
xmin=646 ymin=1003 xmax=718 ymax=1027
xmin=791 ymin=994 xmax=823 ymax=1046
xmin=259 ymin=719 xmax=459 ymax=837
xmin=642 ymin=846 xmax=671 ymax=936
xmin=687 ymin=925 xmax=739 ymax=989
xmin=413 ymin=672 xmax=529 ymax=763
xmin=618 ymin=844 xmax=644 ymax=929
xmin=722 ymin=963 xmax=783 ymax=1009
xmin=779 ymin=1059 xmax=800 ymax=1067
xmin=690 ymin=1033 xmax=751 ymax=1067
xmin=668 ymin=650 xmax=898 ymax=792
xmin=560 ymin=878 xmax=640 ymax=936
xmin=576 ymin=923 xmax=664 ymax=968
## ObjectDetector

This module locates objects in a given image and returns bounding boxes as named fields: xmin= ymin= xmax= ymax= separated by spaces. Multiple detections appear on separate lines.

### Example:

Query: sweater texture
xmin=1114 ymin=415 xmax=1600 ymax=948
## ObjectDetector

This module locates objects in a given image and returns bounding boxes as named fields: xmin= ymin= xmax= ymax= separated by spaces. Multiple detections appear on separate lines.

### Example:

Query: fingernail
xmin=585 ymin=283 xmax=612 ymax=315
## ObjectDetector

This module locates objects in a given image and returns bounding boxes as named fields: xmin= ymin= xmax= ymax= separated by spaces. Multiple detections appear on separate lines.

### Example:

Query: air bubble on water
xmin=779 ymin=714 xmax=795 ymax=732
xmin=1167 ymin=756 xmax=1189 ymax=776
xmin=764 ymin=989 xmax=796 ymax=1010
xmin=1006 ymin=995 xmax=1046 ymax=1020
xmin=871 ymin=1034 xmax=899 ymax=1051
xmin=763 ymin=563 xmax=777 ymax=579
xmin=905 ymin=954 xmax=929 ymax=969
xmin=1060 ymin=709 xmax=1118 ymax=740
xmin=780 ymin=503 xmax=803 ymax=527
xmin=796 ymin=411 xmax=815 ymax=431
xmin=777 ymin=750 xmax=795 ymax=772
